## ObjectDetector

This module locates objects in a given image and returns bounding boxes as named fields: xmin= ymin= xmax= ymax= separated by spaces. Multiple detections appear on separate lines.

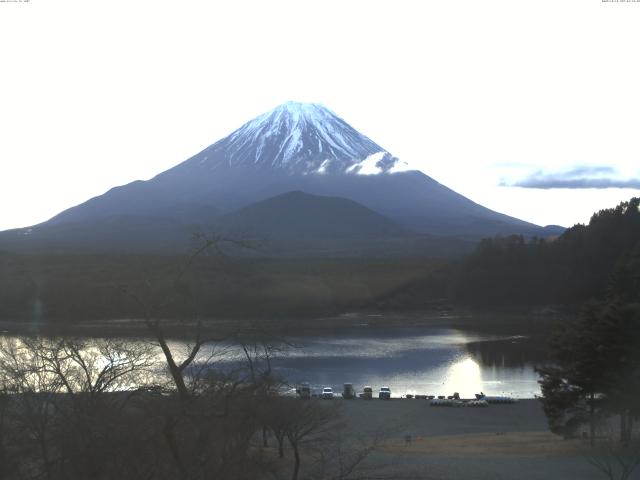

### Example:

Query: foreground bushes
xmin=0 ymin=336 xmax=376 ymax=480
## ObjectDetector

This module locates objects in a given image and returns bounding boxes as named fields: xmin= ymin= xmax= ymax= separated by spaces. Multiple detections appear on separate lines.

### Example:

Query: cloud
xmin=501 ymin=165 xmax=640 ymax=190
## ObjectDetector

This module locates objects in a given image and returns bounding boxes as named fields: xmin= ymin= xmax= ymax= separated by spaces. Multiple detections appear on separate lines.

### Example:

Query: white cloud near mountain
xmin=501 ymin=166 xmax=640 ymax=190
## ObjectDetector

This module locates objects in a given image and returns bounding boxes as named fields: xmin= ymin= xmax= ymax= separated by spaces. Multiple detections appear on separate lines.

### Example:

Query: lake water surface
xmin=2 ymin=325 xmax=545 ymax=399
xmin=237 ymin=327 xmax=544 ymax=399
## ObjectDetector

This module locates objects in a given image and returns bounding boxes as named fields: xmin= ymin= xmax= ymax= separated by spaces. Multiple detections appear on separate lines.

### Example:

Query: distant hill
xmin=217 ymin=191 xmax=404 ymax=239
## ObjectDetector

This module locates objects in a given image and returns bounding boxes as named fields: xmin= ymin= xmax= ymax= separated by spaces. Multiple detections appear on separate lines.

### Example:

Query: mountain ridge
xmin=0 ymin=101 xmax=564 ymax=254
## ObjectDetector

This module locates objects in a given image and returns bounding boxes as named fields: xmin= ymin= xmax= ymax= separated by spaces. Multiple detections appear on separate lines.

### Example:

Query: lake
xmin=208 ymin=326 xmax=546 ymax=399
xmin=1 ymin=324 xmax=546 ymax=399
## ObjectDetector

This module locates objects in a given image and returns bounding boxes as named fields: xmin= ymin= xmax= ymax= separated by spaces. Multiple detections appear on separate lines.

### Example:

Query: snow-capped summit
xmin=177 ymin=101 xmax=411 ymax=175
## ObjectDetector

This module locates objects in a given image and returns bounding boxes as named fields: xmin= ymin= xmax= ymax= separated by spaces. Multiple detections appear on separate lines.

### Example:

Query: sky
xmin=1 ymin=0 xmax=639 ymax=231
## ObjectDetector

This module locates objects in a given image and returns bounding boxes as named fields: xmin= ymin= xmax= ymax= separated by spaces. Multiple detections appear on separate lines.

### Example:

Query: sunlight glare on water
xmin=442 ymin=356 xmax=483 ymax=398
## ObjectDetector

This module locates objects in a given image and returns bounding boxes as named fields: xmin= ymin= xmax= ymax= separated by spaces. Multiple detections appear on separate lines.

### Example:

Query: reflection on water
xmin=465 ymin=336 xmax=548 ymax=368
xmin=2 ymin=327 xmax=544 ymax=399
xmin=253 ymin=328 xmax=543 ymax=399
xmin=444 ymin=357 xmax=483 ymax=397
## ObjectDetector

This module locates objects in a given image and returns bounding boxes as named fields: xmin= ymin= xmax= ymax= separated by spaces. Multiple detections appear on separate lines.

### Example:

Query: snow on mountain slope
xmin=176 ymin=101 xmax=410 ymax=176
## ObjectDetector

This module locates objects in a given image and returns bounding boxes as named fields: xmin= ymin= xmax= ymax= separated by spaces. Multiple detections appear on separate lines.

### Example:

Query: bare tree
xmin=236 ymin=329 xmax=292 ymax=449
xmin=0 ymin=336 xmax=66 ymax=479
xmin=120 ymin=232 xmax=255 ymax=401
xmin=309 ymin=432 xmax=381 ymax=480
xmin=114 ymin=232 xmax=292 ymax=480
xmin=282 ymin=399 xmax=340 ymax=480
xmin=263 ymin=395 xmax=291 ymax=458
xmin=262 ymin=398 xmax=398 ymax=480
xmin=588 ymin=438 xmax=640 ymax=480
xmin=0 ymin=345 xmax=18 ymax=479
xmin=24 ymin=337 xmax=155 ymax=398
xmin=0 ymin=336 xmax=157 ymax=480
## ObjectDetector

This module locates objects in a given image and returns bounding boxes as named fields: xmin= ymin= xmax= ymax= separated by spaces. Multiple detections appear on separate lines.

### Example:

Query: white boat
xmin=478 ymin=394 xmax=517 ymax=404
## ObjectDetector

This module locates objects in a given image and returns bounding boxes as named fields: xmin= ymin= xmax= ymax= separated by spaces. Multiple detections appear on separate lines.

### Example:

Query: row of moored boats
xmin=296 ymin=384 xmax=518 ymax=405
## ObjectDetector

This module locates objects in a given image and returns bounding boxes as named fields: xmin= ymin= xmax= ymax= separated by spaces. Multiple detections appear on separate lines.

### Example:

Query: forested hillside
xmin=379 ymin=198 xmax=640 ymax=309
xmin=1 ymin=198 xmax=637 ymax=324
xmin=447 ymin=197 xmax=639 ymax=305
xmin=0 ymin=253 xmax=441 ymax=323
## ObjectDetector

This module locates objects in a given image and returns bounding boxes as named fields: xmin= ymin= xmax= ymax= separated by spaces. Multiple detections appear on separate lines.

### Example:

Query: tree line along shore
xmin=1 ymin=198 xmax=638 ymax=325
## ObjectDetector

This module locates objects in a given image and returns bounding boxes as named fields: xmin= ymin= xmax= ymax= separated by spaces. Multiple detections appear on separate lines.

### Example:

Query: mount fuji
xmin=0 ymin=102 xmax=562 ymax=254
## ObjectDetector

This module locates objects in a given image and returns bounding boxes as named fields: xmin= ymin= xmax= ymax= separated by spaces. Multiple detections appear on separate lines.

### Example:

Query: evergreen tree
xmin=537 ymin=300 xmax=640 ymax=445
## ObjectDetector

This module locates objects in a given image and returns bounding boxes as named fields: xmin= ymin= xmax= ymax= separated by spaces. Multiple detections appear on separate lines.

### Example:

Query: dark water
xmin=257 ymin=327 xmax=544 ymax=399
